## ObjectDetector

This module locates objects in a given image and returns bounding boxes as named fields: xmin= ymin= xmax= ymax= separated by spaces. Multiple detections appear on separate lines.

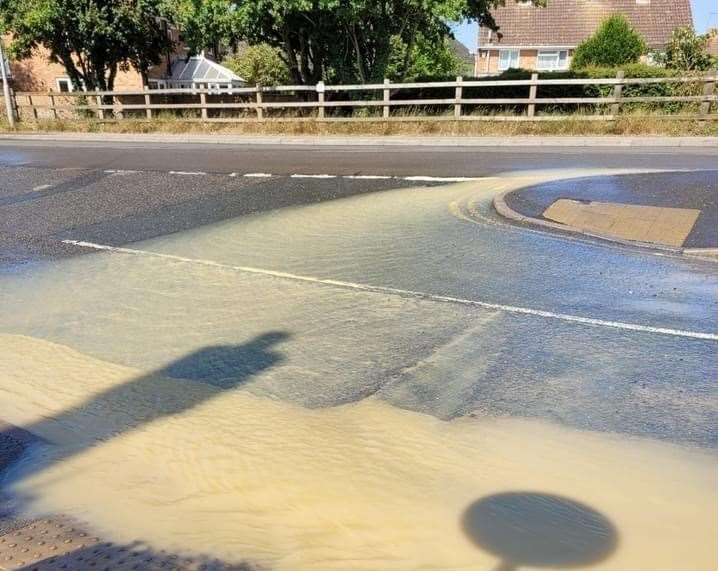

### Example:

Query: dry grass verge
xmin=1 ymin=116 xmax=717 ymax=137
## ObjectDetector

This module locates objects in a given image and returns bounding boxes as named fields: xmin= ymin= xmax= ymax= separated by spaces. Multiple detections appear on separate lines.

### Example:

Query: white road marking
xmin=61 ymin=239 xmax=718 ymax=342
xmin=403 ymin=176 xmax=484 ymax=182
xmin=91 ymin=167 xmax=492 ymax=182
xmin=290 ymin=174 xmax=337 ymax=179
xmin=343 ymin=175 xmax=393 ymax=180
xmin=32 ymin=184 xmax=53 ymax=191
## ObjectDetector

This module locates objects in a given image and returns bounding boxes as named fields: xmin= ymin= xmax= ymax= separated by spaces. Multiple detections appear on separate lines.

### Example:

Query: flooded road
xmin=1 ymin=155 xmax=717 ymax=570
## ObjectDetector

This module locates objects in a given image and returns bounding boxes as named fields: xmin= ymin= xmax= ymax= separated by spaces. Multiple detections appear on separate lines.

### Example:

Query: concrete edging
xmin=3 ymin=132 xmax=718 ymax=148
xmin=492 ymin=191 xmax=717 ymax=261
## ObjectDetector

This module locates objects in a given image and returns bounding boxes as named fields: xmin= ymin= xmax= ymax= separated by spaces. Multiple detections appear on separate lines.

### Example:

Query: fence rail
xmin=5 ymin=71 xmax=718 ymax=123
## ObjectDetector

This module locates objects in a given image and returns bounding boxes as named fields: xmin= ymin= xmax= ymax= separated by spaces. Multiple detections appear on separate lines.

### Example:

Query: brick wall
xmin=4 ymin=29 xmax=186 ymax=92
xmin=475 ymin=48 xmax=576 ymax=75
xmin=6 ymin=42 xmax=144 ymax=92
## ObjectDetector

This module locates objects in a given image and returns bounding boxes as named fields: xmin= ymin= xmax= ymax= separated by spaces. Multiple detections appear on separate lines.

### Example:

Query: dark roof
xmin=478 ymin=0 xmax=694 ymax=49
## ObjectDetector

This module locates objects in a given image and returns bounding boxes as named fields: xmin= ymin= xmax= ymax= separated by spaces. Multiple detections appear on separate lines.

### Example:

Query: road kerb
xmin=490 ymin=191 xmax=713 ymax=258
xmin=4 ymin=132 xmax=718 ymax=148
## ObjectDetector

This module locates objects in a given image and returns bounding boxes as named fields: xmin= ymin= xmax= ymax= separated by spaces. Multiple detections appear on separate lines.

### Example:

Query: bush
xmin=571 ymin=15 xmax=647 ymax=69
xmin=385 ymin=35 xmax=472 ymax=82
xmin=658 ymin=27 xmax=718 ymax=71
xmin=223 ymin=44 xmax=290 ymax=86
xmin=390 ymin=65 xmax=697 ymax=116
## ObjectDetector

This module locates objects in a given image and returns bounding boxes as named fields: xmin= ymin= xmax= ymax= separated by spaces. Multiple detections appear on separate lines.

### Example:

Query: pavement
xmin=0 ymin=139 xmax=717 ymax=570
xmin=4 ymin=133 xmax=718 ymax=147
xmin=498 ymin=170 xmax=718 ymax=251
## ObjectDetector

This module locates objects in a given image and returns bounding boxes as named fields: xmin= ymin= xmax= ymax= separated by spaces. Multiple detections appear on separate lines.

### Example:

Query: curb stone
xmin=492 ymin=191 xmax=717 ymax=262
xmin=3 ymin=133 xmax=718 ymax=148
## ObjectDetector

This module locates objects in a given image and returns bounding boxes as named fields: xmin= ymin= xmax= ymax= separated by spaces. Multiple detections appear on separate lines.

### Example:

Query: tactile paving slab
xmin=0 ymin=515 xmax=253 ymax=571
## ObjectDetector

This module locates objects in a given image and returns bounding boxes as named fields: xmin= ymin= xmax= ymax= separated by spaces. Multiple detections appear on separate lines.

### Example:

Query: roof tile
xmin=479 ymin=0 xmax=693 ymax=49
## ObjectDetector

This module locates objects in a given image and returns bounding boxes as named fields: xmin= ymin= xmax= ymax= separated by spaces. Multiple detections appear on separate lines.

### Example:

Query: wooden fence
xmin=6 ymin=72 xmax=718 ymax=123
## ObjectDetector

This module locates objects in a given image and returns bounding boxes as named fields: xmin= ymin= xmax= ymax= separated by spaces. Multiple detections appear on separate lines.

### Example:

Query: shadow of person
xmin=462 ymin=491 xmax=618 ymax=571
xmin=1 ymin=331 xmax=290 ymax=480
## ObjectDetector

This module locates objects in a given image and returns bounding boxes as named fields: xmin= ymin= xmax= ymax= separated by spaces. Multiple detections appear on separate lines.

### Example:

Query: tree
xmin=234 ymin=1 xmax=545 ymax=85
xmin=659 ymin=27 xmax=717 ymax=72
xmin=172 ymin=0 xmax=241 ymax=58
xmin=386 ymin=35 xmax=470 ymax=81
xmin=223 ymin=44 xmax=290 ymax=85
xmin=571 ymin=14 xmax=646 ymax=69
xmin=0 ymin=0 xmax=172 ymax=91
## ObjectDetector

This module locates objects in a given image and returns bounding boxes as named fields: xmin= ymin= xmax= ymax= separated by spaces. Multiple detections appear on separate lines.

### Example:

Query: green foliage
xmin=223 ymin=44 xmax=290 ymax=86
xmin=233 ymin=1 xmax=544 ymax=85
xmin=657 ymin=27 xmax=717 ymax=71
xmin=171 ymin=0 xmax=241 ymax=57
xmin=571 ymin=15 xmax=647 ymax=69
xmin=391 ymin=65 xmax=696 ymax=116
xmin=0 ymin=0 xmax=172 ymax=91
xmin=386 ymin=35 xmax=471 ymax=81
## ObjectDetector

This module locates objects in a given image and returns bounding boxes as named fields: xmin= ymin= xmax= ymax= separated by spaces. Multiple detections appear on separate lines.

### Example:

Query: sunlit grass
xmin=1 ymin=113 xmax=717 ymax=137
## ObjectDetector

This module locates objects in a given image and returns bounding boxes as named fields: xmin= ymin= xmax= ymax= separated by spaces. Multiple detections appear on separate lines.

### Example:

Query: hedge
xmin=388 ymin=65 xmax=703 ymax=116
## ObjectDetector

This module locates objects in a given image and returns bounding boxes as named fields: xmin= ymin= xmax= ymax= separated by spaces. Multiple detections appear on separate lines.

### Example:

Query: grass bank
xmin=1 ymin=116 xmax=718 ymax=137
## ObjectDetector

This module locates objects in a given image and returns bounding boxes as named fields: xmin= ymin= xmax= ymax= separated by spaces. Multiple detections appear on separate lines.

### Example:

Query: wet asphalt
xmin=0 ymin=140 xmax=717 ymax=450
xmin=504 ymin=170 xmax=718 ymax=249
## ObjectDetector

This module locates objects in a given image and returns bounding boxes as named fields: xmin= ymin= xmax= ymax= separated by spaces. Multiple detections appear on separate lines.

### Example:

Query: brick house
xmin=708 ymin=30 xmax=718 ymax=57
xmin=475 ymin=0 xmax=694 ymax=76
xmin=3 ymin=24 xmax=242 ymax=93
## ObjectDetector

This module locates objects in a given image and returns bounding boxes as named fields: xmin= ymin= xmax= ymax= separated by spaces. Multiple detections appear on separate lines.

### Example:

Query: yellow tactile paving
xmin=543 ymin=199 xmax=701 ymax=247
xmin=0 ymin=515 xmax=243 ymax=570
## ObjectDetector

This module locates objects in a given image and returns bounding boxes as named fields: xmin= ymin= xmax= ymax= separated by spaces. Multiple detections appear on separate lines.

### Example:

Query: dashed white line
xmin=61 ymin=239 xmax=718 ymax=342
xmin=290 ymin=174 xmax=337 ymax=179
xmin=32 ymin=184 xmax=53 ymax=191
xmin=105 ymin=168 xmax=488 ymax=182
xmin=343 ymin=175 xmax=393 ymax=180
xmin=403 ymin=176 xmax=483 ymax=182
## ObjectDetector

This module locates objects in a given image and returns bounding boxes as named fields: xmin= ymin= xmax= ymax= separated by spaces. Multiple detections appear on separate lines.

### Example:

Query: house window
xmin=498 ymin=49 xmax=520 ymax=71
xmin=56 ymin=77 xmax=73 ymax=92
xmin=536 ymin=50 xmax=569 ymax=71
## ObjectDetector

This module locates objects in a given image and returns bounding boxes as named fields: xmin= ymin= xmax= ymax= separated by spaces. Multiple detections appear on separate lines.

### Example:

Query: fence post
xmin=316 ymin=80 xmax=325 ymax=119
xmin=383 ymin=78 xmax=390 ymax=119
xmin=699 ymin=74 xmax=716 ymax=121
xmin=114 ymin=94 xmax=123 ymax=120
xmin=454 ymin=76 xmax=463 ymax=119
xmin=27 ymin=94 xmax=37 ymax=121
xmin=611 ymin=70 xmax=625 ymax=118
xmin=49 ymin=94 xmax=57 ymax=120
xmin=528 ymin=73 xmax=538 ymax=118
xmin=200 ymin=90 xmax=207 ymax=120
xmin=255 ymin=84 xmax=264 ymax=121
xmin=96 ymin=94 xmax=104 ymax=120
xmin=145 ymin=86 xmax=152 ymax=120
xmin=8 ymin=87 xmax=18 ymax=123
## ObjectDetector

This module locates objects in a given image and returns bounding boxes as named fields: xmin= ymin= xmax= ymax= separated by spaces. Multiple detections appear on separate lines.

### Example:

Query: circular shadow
xmin=462 ymin=492 xmax=618 ymax=569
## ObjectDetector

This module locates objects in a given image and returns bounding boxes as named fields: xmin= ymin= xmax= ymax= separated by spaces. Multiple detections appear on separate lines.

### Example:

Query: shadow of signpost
xmin=462 ymin=491 xmax=618 ymax=571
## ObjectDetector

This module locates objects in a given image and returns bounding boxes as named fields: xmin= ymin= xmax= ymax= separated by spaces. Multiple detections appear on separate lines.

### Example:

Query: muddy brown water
xmin=1 ymin=180 xmax=717 ymax=570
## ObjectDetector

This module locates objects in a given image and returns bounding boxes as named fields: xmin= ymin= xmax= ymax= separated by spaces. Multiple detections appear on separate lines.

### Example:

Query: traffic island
xmin=494 ymin=170 xmax=718 ymax=257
